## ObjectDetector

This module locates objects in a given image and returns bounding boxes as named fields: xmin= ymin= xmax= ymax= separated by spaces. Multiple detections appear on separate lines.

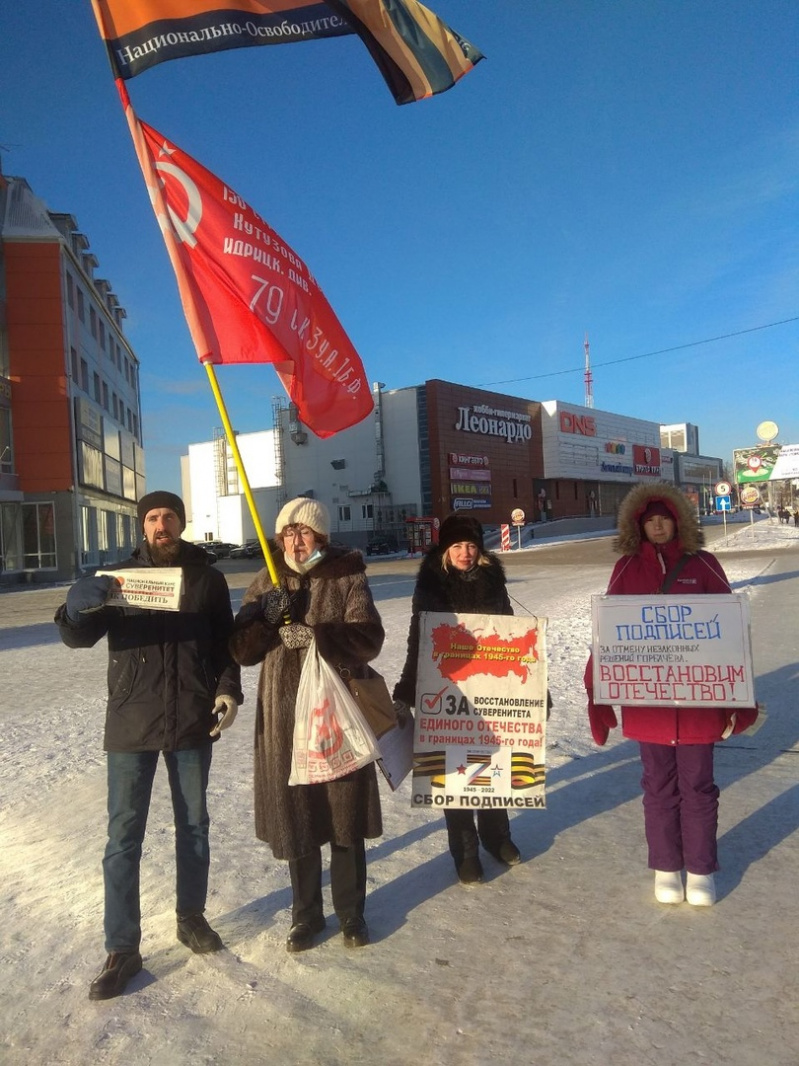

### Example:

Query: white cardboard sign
xmin=591 ymin=593 xmax=755 ymax=707
xmin=412 ymin=611 xmax=548 ymax=809
xmin=97 ymin=568 xmax=184 ymax=611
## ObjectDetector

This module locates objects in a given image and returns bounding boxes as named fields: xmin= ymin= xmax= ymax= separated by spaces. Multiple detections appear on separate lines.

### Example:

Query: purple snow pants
xmin=639 ymin=742 xmax=720 ymax=875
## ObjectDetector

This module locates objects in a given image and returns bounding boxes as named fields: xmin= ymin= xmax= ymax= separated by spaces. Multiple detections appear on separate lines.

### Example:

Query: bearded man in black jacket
xmin=55 ymin=491 xmax=242 ymax=1001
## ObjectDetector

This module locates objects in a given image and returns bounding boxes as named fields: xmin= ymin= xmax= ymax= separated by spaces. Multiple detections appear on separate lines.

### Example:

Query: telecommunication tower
xmin=584 ymin=333 xmax=594 ymax=408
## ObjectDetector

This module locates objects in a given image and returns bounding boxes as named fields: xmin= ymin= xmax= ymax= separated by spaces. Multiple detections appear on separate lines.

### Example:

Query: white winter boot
xmin=686 ymin=872 xmax=716 ymax=906
xmin=654 ymin=870 xmax=684 ymax=904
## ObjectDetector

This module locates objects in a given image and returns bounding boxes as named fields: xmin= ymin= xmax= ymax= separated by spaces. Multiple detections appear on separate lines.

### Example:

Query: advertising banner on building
xmin=733 ymin=444 xmax=799 ymax=483
xmin=591 ymin=594 xmax=755 ymax=707
xmin=632 ymin=444 xmax=661 ymax=477
xmin=411 ymin=612 xmax=548 ymax=809
xmin=451 ymin=497 xmax=492 ymax=510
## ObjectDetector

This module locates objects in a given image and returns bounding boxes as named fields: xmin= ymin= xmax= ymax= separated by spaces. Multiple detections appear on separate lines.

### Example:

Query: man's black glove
xmin=65 ymin=575 xmax=118 ymax=622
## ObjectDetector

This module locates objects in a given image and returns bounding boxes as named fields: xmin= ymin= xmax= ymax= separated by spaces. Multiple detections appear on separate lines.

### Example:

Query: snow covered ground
xmin=2 ymin=518 xmax=799 ymax=1065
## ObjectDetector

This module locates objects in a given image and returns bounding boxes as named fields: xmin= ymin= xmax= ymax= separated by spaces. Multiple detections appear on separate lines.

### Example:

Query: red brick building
xmin=0 ymin=171 xmax=144 ymax=582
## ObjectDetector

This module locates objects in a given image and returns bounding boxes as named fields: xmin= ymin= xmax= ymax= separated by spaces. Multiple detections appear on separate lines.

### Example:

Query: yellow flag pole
xmin=203 ymin=361 xmax=281 ymax=588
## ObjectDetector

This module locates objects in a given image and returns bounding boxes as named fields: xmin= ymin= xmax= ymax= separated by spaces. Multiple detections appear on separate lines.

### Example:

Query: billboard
xmin=733 ymin=444 xmax=799 ymax=483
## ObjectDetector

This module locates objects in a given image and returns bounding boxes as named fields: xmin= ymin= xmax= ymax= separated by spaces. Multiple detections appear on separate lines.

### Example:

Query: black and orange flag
xmin=90 ymin=0 xmax=483 ymax=104
xmin=117 ymin=80 xmax=373 ymax=437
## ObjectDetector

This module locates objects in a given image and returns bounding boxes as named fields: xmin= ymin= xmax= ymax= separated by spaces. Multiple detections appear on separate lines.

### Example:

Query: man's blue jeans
xmin=103 ymin=745 xmax=213 ymax=952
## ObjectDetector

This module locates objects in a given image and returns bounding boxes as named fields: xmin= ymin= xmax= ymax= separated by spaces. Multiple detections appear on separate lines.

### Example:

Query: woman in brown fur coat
xmin=230 ymin=498 xmax=384 ymax=952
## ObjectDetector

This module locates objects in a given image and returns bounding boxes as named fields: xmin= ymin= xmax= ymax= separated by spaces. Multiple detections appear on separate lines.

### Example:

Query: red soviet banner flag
xmin=91 ymin=0 xmax=482 ymax=105
xmin=118 ymin=81 xmax=373 ymax=437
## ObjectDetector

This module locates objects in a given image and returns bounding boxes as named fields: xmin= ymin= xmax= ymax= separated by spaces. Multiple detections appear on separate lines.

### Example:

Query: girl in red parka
xmin=584 ymin=482 xmax=757 ymax=907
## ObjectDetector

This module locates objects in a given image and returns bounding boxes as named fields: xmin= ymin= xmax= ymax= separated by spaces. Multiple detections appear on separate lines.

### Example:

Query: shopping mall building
xmin=181 ymin=379 xmax=723 ymax=550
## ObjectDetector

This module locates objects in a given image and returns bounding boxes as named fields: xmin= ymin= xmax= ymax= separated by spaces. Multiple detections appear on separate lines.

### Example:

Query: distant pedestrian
xmin=584 ymin=482 xmax=758 ymax=907
xmin=794 ymin=509 xmax=799 ymax=527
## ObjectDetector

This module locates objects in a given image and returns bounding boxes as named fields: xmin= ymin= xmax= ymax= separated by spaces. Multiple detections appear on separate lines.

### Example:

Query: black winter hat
xmin=137 ymin=491 xmax=186 ymax=532
xmin=438 ymin=513 xmax=485 ymax=553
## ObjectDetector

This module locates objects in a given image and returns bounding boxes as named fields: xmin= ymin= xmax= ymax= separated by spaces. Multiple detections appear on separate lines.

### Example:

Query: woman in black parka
xmin=393 ymin=513 xmax=521 ymax=884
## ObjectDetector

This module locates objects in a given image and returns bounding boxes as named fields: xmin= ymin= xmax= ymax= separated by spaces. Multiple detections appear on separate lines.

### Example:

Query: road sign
xmin=511 ymin=508 xmax=525 ymax=525
xmin=715 ymin=480 xmax=731 ymax=496
xmin=716 ymin=495 xmax=731 ymax=512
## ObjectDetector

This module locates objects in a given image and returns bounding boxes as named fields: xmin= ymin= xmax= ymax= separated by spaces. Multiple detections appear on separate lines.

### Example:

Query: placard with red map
xmin=411 ymin=612 xmax=548 ymax=809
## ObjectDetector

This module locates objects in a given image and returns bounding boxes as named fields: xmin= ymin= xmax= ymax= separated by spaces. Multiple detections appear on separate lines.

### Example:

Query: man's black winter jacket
xmin=55 ymin=541 xmax=242 ymax=753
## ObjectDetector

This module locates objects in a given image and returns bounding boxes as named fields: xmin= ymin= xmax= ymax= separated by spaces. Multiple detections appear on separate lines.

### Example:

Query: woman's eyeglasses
xmin=283 ymin=526 xmax=314 ymax=540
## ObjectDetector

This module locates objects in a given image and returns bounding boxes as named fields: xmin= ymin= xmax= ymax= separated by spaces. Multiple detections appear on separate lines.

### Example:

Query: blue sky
xmin=2 ymin=2 xmax=797 ymax=493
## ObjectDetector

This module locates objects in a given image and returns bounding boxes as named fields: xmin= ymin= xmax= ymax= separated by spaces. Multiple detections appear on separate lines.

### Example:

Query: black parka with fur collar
xmin=393 ymin=547 xmax=512 ymax=706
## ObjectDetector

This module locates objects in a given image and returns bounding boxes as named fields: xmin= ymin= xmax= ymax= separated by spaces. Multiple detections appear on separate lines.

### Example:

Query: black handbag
xmin=339 ymin=666 xmax=397 ymax=738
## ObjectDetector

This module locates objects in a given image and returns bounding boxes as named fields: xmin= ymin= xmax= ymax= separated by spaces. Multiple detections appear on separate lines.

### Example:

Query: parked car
xmin=366 ymin=535 xmax=399 ymax=556
xmin=193 ymin=542 xmax=218 ymax=563
xmin=230 ymin=540 xmax=264 ymax=559
xmin=205 ymin=541 xmax=236 ymax=559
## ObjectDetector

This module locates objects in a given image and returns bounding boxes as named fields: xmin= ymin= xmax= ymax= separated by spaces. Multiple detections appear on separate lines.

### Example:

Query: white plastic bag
xmin=289 ymin=639 xmax=381 ymax=785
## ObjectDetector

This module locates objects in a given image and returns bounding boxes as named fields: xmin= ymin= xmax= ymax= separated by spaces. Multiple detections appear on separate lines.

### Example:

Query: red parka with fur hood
xmin=584 ymin=482 xmax=757 ymax=745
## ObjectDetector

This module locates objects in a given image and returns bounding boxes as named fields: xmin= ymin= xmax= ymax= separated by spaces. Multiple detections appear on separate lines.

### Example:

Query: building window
xmin=0 ymin=408 xmax=13 ymax=473
xmin=77 ymin=289 xmax=85 ymax=323
xmin=102 ymin=381 xmax=109 ymax=410
xmin=0 ymin=502 xmax=23 ymax=572
xmin=112 ymin=393 xmax=118 ymax=420
xmin=98 ymin=320 xmax=105 ymax=351
xmin=70 ymin=346 xmax=79 ymax=381
xmin=362 ymin=504 xmax=374 ymax=519
xmin=22 ymin=502 xmax=57 ymax=569
xmin=126 ymin=408 xmax=133 ymax=432
xmin=90 ymin=307 xmax=97 ymax=339
xmin=80 ymin=505 xmax=98 ymax=566
xmin=66 ymin=272 xmax=75 ymax=310
xmin=93 ymin=372 xmax=101 ymax=403
xmin=339 ymin=505 xmax=351 ymax=522
xmin=132 ymin=413 xmax=139 ymax=440
xmin=97 ymin=511 xmax=108 ymax=552
xmin=80 ymin=358 xmax=89 ymax=393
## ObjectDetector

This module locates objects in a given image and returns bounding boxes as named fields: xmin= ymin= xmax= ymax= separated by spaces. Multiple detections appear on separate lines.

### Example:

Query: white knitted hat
xmin=275 ymin=497 xmax=331 ymax=538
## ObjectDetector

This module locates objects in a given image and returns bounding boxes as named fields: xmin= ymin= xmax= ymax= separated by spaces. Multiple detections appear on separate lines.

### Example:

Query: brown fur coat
xmin=230 ymin=545 xmax=384 ymax=860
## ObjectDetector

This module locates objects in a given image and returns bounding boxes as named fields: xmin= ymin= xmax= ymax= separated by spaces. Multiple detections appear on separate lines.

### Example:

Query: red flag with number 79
xmin=118 ymin=80 xmax=373 ymax=436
